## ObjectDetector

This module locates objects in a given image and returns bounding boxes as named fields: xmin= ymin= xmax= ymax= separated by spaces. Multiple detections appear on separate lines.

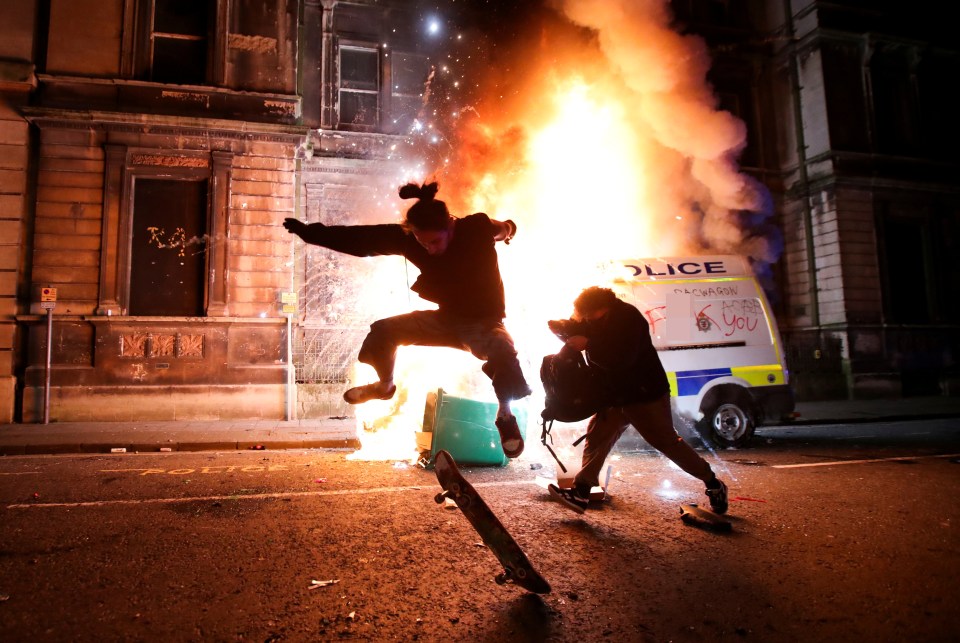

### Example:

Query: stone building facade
xmin=1 ymin=0 xmax=305 ymax=422
xmin=0 ymin=0 xmax=432 ymax=422
xmin=768 ymin=1 xmax=958 ymax=399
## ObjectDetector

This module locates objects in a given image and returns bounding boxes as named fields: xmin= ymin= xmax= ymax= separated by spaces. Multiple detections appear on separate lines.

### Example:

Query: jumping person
xmin=282 ymin=182 xmax=531 ymax=458
xmin=546 ymin=286 xmax=728 ymax=513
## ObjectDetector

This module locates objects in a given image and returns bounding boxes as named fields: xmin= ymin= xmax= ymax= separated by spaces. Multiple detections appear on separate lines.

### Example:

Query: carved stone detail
xmin=121 ymin=334 xmax=147 ymax=357
xmin=151 ymin=334 xmax=176 ymax=357
xmin=179 ymin=334 xmax=204 ymax=358
xmin=130 ymin=154 xmax=210 ymax=168
xmin=119 ymin=332 xmax=204 ymax=358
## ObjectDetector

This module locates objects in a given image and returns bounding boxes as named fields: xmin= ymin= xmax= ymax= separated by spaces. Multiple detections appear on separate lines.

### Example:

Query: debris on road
xmin=679 ymin=503 xmax=732 ymax=532
xmin=309 ymin=579 xmax=340 ymax=590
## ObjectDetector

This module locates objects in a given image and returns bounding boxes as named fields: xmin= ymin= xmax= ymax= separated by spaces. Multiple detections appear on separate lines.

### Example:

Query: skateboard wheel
xmin=434 ymin=492 xmax=445 ymax=504
xmin=495 ymin=573 xmax=507 ymax=585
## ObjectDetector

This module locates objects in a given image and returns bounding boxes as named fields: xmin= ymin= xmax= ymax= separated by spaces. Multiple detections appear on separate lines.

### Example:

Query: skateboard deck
xmin=679 ymin=503 xmax=732 ymax=532
xmin=433 ymin=450 xmax=551 ymax=594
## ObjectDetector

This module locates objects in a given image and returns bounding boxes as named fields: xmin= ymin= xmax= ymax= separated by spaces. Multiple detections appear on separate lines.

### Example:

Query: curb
xmin=0 ymin=438 xmax=362 ymax=457
xmin=771 ymin=412 xmax=960 ymax=427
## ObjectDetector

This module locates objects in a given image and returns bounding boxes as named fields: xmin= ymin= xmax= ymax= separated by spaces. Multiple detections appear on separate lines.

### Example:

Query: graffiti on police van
xmin=720 ymin=300 xmax=761 ymax=336
xmin=642 ymin=300 xmax=764 ymax=341
xmin=643 ymin=305 xmax=667 ymax=335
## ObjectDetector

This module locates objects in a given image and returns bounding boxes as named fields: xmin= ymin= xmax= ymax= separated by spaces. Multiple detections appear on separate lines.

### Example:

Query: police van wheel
xmin=700 ymin=399 xmax=755 ymax=448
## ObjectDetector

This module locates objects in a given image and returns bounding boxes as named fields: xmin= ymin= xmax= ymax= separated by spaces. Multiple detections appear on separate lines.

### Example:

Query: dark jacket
xmin=582 ymin=298 xmax=670 ymax=405
xmin=295 ymin=213 xmax=506 ymax=319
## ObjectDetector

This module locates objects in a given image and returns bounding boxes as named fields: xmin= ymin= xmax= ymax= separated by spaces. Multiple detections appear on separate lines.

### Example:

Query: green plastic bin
xmin=419 ymin=388 xmax=527 ymax=467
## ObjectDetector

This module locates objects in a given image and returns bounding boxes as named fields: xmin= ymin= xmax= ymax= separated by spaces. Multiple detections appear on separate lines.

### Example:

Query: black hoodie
xmin=295 ymin=213 xmax=506 ymax=319
xmin=582 ymin=297 xmax=670 ymax=405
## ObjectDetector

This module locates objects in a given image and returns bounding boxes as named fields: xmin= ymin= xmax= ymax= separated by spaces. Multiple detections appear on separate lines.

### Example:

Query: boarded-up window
xmin=129 ymin=179 xmax=208 ymax=316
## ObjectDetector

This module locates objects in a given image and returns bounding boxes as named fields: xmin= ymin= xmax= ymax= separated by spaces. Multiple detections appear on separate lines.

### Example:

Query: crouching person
xmin=546 ymin=286 xmax=728 ymax=514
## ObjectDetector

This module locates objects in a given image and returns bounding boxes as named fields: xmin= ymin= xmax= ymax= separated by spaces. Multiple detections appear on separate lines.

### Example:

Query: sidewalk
xmin=0 ymin=417 xmax=360 ymax=456
xmin=0 ymin=396 xmax=958 ymax=456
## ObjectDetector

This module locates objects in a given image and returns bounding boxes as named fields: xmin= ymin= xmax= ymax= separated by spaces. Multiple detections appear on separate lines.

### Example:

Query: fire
xmin=348 ymin=350 xmax=482 ymax=463
xmin=347 ymin=79 xmax=671 ymax=462
xmin=345 ymin=0 xmax=767 ymax=461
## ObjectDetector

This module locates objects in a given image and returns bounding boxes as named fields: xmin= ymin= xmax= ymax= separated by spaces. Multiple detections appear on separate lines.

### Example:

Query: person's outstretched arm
xmin=283 ymin=219 xmax=408 ymax=257
xmin=490 ymin=218 xmax=518 ymax=244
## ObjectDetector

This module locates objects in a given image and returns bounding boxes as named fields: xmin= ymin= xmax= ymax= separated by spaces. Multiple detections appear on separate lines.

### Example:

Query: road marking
xmin=99 ymin=465 xmax=291 ymax=475
xmin=5 ymin=479 xmax=534 ymax=510
xmin=772 ymin=452 xmax=960 ymax=469
xmin=0 ymin=471 xmax=41 ymax=475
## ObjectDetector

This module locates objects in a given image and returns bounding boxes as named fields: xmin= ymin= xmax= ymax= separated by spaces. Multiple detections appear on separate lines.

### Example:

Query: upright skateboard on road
xmin=433 ymin=449 xmax=551 ymax=594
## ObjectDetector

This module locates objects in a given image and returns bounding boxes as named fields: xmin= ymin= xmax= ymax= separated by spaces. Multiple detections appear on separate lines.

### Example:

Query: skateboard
xmin=433 ymin=449 xmax=551 ymax=594
xmin=679 ymin=503 xmax=732 ymax=532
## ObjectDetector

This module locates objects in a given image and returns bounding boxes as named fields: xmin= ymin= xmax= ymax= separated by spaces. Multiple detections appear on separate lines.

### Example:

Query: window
xmin=391 ymin=53 xmax=430 ymax=132
xmin=882 ymin=215 xmax=929 ymax=324
xmin=869 ymin=49 xmax=920 ymax=156
xmin=917 ymin=55 xmax=957 ymax=160
xmin=143 ymin=0 xmax=214 ymax=84
xmin=339 ymin=45 xmax=379 ymax=128
xmin=129 ymin=179 xmax=208 ymax=316
xmin=822 ymin=42 xmax=870 ymax=152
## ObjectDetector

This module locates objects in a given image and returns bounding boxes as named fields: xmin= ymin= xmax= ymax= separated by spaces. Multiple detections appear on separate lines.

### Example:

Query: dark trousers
xmin=358 ymin=310 xmax=531 ymax=403
xmin=576 ymin=394 xmax=713 ymax=488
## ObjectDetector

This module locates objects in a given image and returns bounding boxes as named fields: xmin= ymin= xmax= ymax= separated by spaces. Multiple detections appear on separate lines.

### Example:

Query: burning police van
xmin=609 ymin=255 xmax=794 ymax=447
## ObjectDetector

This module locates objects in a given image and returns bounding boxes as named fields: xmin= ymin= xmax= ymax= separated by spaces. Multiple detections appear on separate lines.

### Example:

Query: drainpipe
xmin=783 ymin=0 xmax=820 ymax=328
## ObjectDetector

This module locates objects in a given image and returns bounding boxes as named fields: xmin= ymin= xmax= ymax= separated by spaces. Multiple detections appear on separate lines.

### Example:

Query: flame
xmin=345 ymin=0 xmax=773 ymax=461
xmin=348 ymin=349 xmax=484 ymax=463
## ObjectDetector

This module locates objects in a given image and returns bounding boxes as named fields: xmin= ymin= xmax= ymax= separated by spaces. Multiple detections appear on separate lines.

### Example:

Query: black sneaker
xmin=705 ymin=478 xmax=728 ymax=514
xmin=548 ymin=483 xmax=589 ymax=514
xmin=495 ymin=415 xmax=524 ymax=458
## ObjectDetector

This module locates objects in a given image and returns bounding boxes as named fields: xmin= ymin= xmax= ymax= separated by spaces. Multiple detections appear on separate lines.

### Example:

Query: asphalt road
xmin=1 ymin=418 xmax=958 ymax=642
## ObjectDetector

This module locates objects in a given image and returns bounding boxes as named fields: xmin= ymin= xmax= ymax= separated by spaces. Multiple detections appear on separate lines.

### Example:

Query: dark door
xmin=129 ymin=178 xmax=208 ymax=316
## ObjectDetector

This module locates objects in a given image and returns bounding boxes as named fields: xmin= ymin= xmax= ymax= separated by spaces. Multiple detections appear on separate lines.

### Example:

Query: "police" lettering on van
xmin=627 ymin=260 xmax=728 ymax=277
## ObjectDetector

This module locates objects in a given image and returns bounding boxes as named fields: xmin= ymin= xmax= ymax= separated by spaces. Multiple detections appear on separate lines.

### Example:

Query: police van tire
xmin=698 ymin=389 xmax=756 ymax=448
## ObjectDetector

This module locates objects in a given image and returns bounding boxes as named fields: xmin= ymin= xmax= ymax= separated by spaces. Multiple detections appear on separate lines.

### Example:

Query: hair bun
xmin=398 ymin=181 xmax=439 ymax=201
xmin=398 ymin=183 xmax=420 ymax=200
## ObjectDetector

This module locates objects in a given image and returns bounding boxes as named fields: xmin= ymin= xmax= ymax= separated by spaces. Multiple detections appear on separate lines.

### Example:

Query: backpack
xmin=540 ymin=344 xmax=608 ymax=423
